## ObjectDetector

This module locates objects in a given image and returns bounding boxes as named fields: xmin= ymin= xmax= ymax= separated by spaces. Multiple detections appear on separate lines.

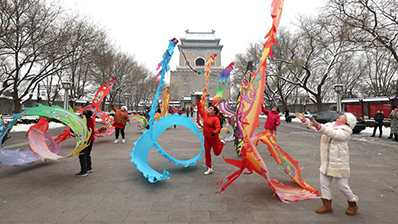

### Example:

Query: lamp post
xmin=62 ymin=80 xmax=72 ymax=110
xmin=123 ymin=93 xmax=129 ymax=111
xmin=37 ymin=83 xmax=41 ymax=103
xmin=334 ymin=84 xmax=344 ymax=112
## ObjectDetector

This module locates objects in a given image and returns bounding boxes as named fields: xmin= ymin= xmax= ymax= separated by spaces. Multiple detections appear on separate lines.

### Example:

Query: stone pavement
xmin=0 ymin=118 xmax=397 ymax=223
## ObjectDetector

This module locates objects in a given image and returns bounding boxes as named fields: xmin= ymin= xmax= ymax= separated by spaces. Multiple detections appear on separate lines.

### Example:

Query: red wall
xmin=345 ymin=104 xmax=363 ymax=117
xmin=369 ymin=103 xmax=392 ymax=118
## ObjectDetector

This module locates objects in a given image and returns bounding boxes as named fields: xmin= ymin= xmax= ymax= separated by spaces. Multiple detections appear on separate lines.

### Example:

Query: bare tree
xmin=328 ymin=0 xmax=398 ymax=63
xmin=0 ymin=0 xmax=75 ymax=112
xmin=60 ymin=18 xmax=109 ymax=103
xmin=231 ymin=42 xmax=263 ymax=95
xmin=132 ymin=77 xmax=157 ymax=111
xmin=109 ymin=52 xmax=148 ymax=107
xmin=360 ymin=49 xmax=398 ymax=97
xmin=36 ymin=16 xmax=109 ymax=106
xmin=266 ymin=28 xmax=298 ymax=109
xmin=88 ymin=48 xmax=151 ymax=111
xmin=279 ymin=16 xmax=357 ymax=112
xmin=326 ymin=51 xmax=367 ymax=100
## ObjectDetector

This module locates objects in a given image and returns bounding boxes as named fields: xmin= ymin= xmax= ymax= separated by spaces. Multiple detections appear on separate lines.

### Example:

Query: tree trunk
xmin=315 ymin=95 xmax=323 ymax=112
xmin=134 ymin=102 xmax=139 ymax=112
xmin=281 ymin=101 xmax=287 ymax=111
xmin=13 ymin=93 xmax=22 ymax=113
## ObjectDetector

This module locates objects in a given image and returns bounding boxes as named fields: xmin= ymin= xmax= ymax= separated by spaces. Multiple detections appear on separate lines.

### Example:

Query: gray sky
xmin=57 ymin=0 xmax=327 ymax=71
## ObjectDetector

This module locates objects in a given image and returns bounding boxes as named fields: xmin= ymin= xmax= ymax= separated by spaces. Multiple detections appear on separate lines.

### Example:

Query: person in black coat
xmin=284 ymin=108 xmax=291 ymax=123
xmin=371 ymin=109 xmax=384 ymax=138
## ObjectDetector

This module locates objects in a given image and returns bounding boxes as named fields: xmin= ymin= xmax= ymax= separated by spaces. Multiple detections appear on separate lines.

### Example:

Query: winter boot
xmin=346 ymin=201 xmax=358 ymax=215
xmin=315 ymin=198 xmax=333 ymax=214
xmin=345 ymin=195 xmax=359 ymax=215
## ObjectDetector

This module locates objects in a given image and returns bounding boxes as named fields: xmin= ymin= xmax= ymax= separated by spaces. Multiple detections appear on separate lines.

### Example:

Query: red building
xmin=342 ymin=97 xmax=396 ymax=119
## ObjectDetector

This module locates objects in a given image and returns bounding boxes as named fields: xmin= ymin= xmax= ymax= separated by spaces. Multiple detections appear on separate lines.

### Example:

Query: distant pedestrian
xmin=76 ymin=110 xmax=95 ymax=178
xmin=371 ymin=109 xmax=384 ymax=138
xmin=295 ymin=112 xmax=359 ymax=215
xmin=262 ymin=105 xmax=280 ymax=136
xmin=169 ymin=107 xmax=177 ymax=129
xmin=284 ymin=108 xmax=291 ymax=123
xmin=144 ymin=107 xmax=150 ymax=120
xmin=112 ymin=105 xmax=129 ymax=143
xmin=193 ymin=105 xmax=198 ymax=125
xmin=390 ymin=106 xmax=398 ymax=141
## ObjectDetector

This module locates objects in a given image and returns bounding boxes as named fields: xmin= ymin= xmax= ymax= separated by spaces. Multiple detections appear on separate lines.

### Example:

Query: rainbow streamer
xmin=217 ymin=0 xmax=318 ymax=202
xmin=213 ymin=62 xmax=234 ymax=106
xmin=197 ymin=54 xmax=217 ymax=126
xmin=129 ymin=114 xmax=148 ymax=130
xmin=0 ymin=105 xmax=90 ymax=166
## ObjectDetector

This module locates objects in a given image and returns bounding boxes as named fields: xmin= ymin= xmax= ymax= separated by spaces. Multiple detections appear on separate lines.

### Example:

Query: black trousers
xmin=115 ymin=127 xmax=125 ymax=139
xmin=372 ymin=124 xmax=383 ymax=136
xmin=79 ymin=140 xmax=94 ymax=173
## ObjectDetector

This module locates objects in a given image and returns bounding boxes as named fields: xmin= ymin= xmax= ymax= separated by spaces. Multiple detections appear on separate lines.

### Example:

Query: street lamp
xmin=62 ymin=79 xmax=72 ymax=110
xmin=334 ymin=84 xmax=344 ymax=112
xmin=123 ymin=93 xmax=129 ymax=111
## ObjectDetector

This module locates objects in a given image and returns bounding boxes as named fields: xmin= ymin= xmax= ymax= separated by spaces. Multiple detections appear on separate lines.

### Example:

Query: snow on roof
xmin=363 ymin=97 xmax=390 ymax=102
xmin=184 ymin=30 xmax=216 ymax=40
xmin=342 ymin=97 xmax=391 ymax=103
xmin=342 ymin=98 xmax=361 ymax=103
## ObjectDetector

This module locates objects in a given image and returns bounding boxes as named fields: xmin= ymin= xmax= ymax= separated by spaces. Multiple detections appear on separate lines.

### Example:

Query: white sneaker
xmin=204 ymin=167 xmax=213 ymax=175
xmin=114 ymin=139 xmax=119 ymax=144
xmin=122 ymin=139 xmax=125 ymax=143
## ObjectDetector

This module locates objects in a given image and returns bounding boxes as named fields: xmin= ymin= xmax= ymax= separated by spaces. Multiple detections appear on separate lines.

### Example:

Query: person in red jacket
xmin=76 ymin=110 xmax=95 ymax=177
xmin=197 ymin=102 xmax=225 ymax=175
xmin=262 ymin=105 xmax=281 ymax=136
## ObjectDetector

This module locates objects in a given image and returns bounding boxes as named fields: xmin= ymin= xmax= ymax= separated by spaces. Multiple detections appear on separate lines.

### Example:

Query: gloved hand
xmin=210 ymin=132 xmax=215 ymax=136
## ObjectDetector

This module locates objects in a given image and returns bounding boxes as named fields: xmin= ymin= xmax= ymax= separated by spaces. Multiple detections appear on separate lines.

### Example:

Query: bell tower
xmin=170 ymin=30 xmax=230 ymax=106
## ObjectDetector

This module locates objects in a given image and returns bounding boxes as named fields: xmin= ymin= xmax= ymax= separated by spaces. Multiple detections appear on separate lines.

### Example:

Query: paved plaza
xmin=0 ymin=118 xmax=397 ymax=223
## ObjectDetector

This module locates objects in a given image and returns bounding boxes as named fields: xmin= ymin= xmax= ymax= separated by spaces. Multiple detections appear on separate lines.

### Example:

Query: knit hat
xmin=121 ymin=106 xmax=127 ymax=111
xmin=345 ymin=113 xmax=356 ymax=129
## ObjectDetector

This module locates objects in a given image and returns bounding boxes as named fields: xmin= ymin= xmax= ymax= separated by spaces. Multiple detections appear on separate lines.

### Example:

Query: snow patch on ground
xmin=9 ymin=122 xmax=66 ymax=133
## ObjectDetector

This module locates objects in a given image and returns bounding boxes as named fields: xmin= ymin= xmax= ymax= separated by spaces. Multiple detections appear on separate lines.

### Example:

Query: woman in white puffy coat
xmin=296 ymin=112 xmax=359 ymax=216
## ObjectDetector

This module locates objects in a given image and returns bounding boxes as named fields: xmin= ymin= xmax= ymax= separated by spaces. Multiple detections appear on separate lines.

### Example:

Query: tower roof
xmin=183 ymin=29 xmax=219 ymax=41
xmin=180 ymin=29 xmax=222 ymax=47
